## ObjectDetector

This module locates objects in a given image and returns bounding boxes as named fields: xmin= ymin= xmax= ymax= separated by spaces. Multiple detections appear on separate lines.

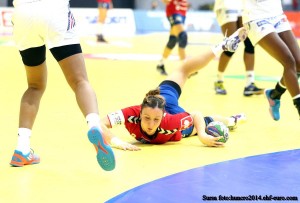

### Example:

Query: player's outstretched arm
xmin=101 ymin=117 xmax=141 ymax=151
xmin=190 ymin=111 xmax=224 ymax=147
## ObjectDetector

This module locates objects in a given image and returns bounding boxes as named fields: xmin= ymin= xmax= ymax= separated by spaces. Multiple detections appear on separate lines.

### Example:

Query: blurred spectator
xmin=151 ymin=0 xmax=159 ymax=10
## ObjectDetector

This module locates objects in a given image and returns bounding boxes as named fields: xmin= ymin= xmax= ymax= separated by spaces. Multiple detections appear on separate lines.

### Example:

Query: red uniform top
xmin=107 ymin=105 xmax=194 ymax=144
xmin=97 ymin=0 xmax=111 ymax=3
xmin=166 ymin=0 xmax=188 ymax=17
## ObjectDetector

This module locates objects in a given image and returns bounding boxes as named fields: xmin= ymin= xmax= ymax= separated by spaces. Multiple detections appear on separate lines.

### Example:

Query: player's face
xmin=140 ymin=106 xmax=164 ymax=135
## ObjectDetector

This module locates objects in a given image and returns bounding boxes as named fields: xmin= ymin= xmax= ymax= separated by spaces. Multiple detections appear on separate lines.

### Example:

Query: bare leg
xmin=58 ymin=53 xmax=99 ymax=116
xmin=19 ymin=62 xmax=47 ymax=129
xmin=259 ymin=32 xmax=299 ymax=97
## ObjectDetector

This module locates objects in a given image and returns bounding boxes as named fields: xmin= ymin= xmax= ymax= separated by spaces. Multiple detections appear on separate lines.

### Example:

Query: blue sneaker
xmin=88 ymin=127 xmax=115 ymax=171
xmin=265 ymin=89 xmax=280 ymax=121
xmin=10 ymin=149 xmax=40 ymax=167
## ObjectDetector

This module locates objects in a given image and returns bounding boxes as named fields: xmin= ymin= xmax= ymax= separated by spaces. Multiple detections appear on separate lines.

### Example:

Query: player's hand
xmin=110 ymin=137 xmax=141 ymax=151
xmin=198 ymin=133 xmax=224 ymax=147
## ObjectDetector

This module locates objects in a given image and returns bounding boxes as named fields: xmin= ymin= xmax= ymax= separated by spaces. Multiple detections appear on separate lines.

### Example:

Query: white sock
xmin=86 ymin=113 xmax=101 ymax=129
xmin=158 ymin=58 xmax=165 ymax=66
xmin=246 ymin=70 xmax=255 ymax=86
xmin=217 ymin=71 xmax=224 ymax=82
xmin=96 ymin=23 xmax=104 ymax=35
xmin=16 ymin=128 xmax=31 ymax=154
xmin=293 ymin=94 xmax=300 ymax=100
xmin=279 ymin=81 xmax=286 ymax=89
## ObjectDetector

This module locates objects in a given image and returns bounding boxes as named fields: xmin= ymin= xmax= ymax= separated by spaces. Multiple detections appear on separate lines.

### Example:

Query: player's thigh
xmin=58 ymin=53 xmax=88 ymax=88
xmin=25 ymin=62 xmax=47 ymax=88
xmin=170 ymin=24 xmax=185 ymax=36
xmin=279 ymin=30 xmax=300 ymax=71
xmin=258 ymin=32 xmax=293 ymax=66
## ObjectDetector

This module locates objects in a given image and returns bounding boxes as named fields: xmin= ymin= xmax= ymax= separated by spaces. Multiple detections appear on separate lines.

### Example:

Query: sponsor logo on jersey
xmin=179 ymin=116 xmax=193 ymax=130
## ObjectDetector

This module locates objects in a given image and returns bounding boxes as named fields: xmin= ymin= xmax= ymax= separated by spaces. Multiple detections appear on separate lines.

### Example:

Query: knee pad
xmin=298 ymin=72 xmax=300 ymax=79
xmin=224 ymin=51 xmax=234 ymax=57
xmin=244 ymin=37 xmax=255 ymax=54
xmin=50 ymin=44 xmax=82 ymax=62
xmin=20 ymin=45 xmax=46 ymax=66
xmin=178 ymin=31 xmax=187 ymax=48
xmin=166 ymin=35 xmax=177 ymax=49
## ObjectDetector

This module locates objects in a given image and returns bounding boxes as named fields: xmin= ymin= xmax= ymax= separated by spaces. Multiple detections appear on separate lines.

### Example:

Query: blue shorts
xmin=98 ymin=2 xmax=110 ymax=9
xmin=159 ymin=80 xmax=193 ymax=136
xmin=167 ymin=14 xmax=186 ymax=26
xmin=159 ymin=80 xmax=215 ymax=137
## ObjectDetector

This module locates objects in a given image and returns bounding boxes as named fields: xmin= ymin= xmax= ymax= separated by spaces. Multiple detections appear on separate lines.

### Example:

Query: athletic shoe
xmin=214 ymin=81 xmax=227 ymax=95
xmin=243 ymin=83 xmax=264 ymax=96
xmin=157 ymin=64 xmax=168 ymax=75
xmin=88 ymin=127 xmax=115 ymax=171
xmin=222 ymin=27 xmax=248 ymax=52
xmin=228 ymin=113 xmax=247 ymax=131
xmin=10 ymin=149 xmax=40 ymax=167
xmin=265 ymin=89 xmax=280 ymax=121
xmin=97 ymin=34 xmax=107 ymax=43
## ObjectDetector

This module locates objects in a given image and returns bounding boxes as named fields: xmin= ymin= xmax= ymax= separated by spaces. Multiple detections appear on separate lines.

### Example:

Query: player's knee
xmin=224 ymin=51 xmax=234 ymax=57
xmin=20 ymin=45 xmax=46 ymax=66
xmin=244 ymin=37 xmax=255 ymax=54
xmin=50 ymin=44 xmax=82 ymax=62
xmin=178 ymin=31 xmax=188 ymax=48
xmin=166 ymin=35 xmax=177 ymax=49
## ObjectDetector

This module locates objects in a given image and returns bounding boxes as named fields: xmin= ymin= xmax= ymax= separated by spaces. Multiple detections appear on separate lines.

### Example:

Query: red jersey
xmin=106 ymin=105 xmax=194 ymax=144
xmin=166 ymin=0 xmax=188 ymax=17
xmin=97 ymin=0 xmax=111 ymax=3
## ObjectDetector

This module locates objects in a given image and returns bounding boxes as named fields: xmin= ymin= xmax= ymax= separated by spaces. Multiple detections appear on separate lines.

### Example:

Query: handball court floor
xmin=0 ymin=32 xmax=300 ymax=203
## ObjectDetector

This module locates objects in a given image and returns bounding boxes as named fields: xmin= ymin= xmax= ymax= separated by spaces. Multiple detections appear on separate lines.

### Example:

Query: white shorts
xmin=12 ymin=1 xmax=79 ymax=51
xmin=245 ymin=14 xmax=291 ymax=45
xmin=215 ymin=8 xmax=242 ymax=26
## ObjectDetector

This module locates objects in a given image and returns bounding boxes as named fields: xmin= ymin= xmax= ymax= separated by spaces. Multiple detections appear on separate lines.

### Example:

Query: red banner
xmin=285 ymin=11 xmax=300 ymax=38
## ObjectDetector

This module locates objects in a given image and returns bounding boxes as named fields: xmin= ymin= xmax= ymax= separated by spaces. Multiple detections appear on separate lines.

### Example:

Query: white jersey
xmin=214 ymin=0 xmax=242 ymax=11
xmin=242 ymin=0 xmax=283 ymax=23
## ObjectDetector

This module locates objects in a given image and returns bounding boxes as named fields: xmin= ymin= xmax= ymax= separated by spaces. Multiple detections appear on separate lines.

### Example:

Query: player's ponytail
xmin=142 ymin=87 xmax=166 ymax=111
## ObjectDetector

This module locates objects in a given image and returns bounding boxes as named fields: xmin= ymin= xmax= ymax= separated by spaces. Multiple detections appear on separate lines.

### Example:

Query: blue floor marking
xmin=106 ymin=149 xmax=300 ymax=203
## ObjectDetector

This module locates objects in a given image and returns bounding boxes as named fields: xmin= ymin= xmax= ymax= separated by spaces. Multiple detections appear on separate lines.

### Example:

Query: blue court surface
xmin=107 ymin=149 xmax=300 ymax=203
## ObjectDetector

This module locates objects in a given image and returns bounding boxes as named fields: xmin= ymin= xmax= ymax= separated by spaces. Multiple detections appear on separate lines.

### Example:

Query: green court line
xmin=225 ymin=75 xmax=280 ymax=82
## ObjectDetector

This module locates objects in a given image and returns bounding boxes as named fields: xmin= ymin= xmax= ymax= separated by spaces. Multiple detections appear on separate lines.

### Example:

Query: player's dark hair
xmin=141 ymin=88 xmax=166 ymax=111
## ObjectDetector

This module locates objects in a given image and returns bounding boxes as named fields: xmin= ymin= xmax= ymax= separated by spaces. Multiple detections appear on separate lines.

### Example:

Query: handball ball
xmin=206 ymin=121 xmax=229 ymax=143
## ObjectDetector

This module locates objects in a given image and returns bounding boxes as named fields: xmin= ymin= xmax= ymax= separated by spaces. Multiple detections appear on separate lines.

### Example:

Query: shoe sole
xmin=244 ymin=89 xmax=264 ymax=96
xmin=264 ymin=89 xmax=280 ymax=121
xmin=10 ymin=151 xmax=40 ymax=167
xmin=10 ymin=160 xmax=40 ymax=167
xmin=88 ymin=127 xmax=116 ymax=171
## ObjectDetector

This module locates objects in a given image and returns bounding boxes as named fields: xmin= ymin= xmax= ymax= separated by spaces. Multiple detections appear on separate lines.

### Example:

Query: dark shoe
xmin=244 ymin=83 xmax=264 ymax=96
xmin=97 ymin=34 xmax=107 ymax=43
xmin=157 ymin=64 xmax=168 ymax=75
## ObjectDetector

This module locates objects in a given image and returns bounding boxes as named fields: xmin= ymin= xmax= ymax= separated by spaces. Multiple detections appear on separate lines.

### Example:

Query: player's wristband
xmin=110 ymin=137 xmax=123 ymax=147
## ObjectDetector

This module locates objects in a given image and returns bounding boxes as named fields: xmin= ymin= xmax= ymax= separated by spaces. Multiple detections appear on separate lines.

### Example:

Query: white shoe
xmin=222 ymin=27 xmax=248 ymax=52
xmin=228 ymin=113 xmax=247 ymax=130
